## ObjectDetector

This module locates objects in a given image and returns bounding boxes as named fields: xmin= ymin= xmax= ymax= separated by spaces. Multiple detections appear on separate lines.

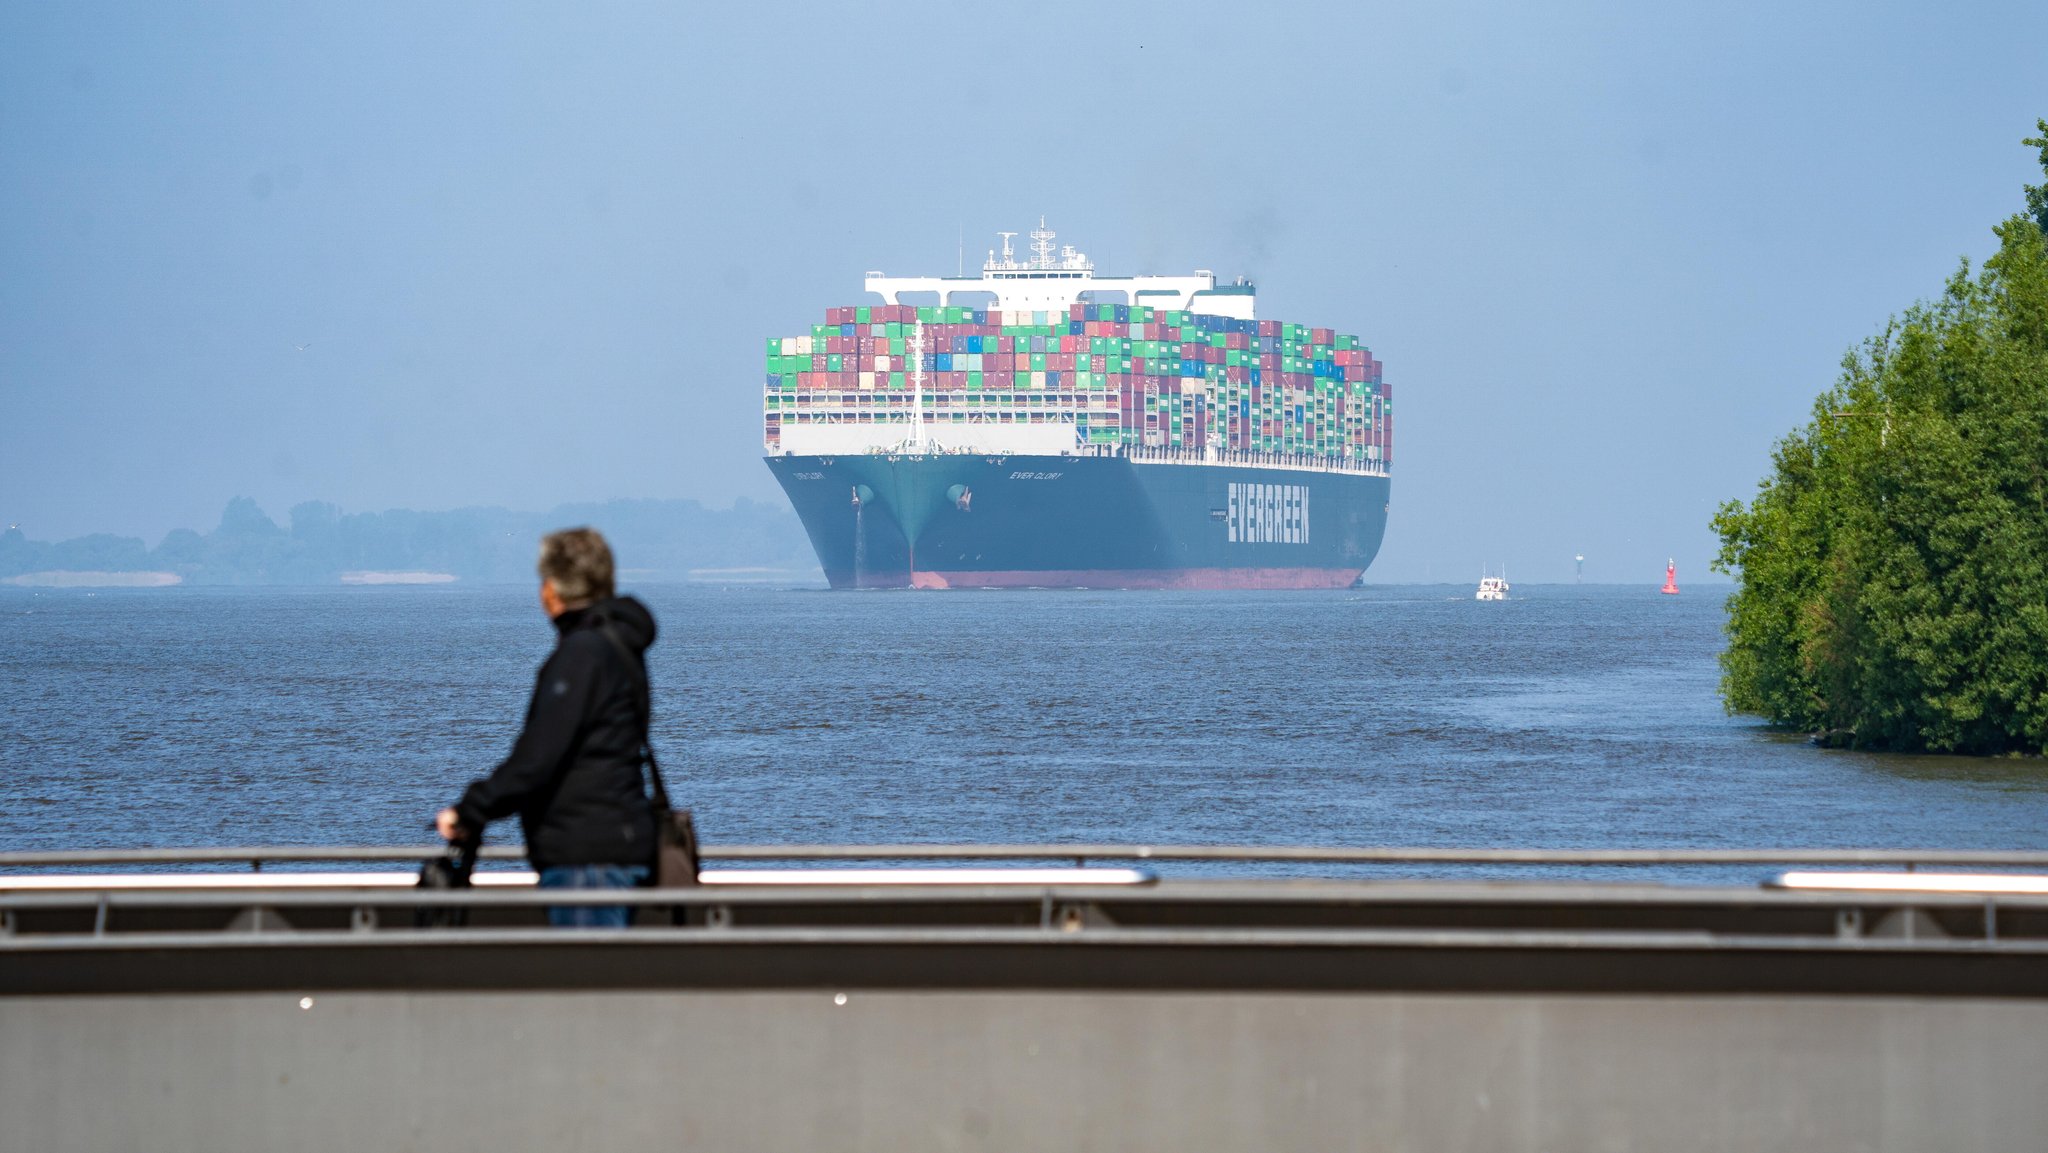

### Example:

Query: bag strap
xmin=596 ymin=622 xmax=671 ymax=812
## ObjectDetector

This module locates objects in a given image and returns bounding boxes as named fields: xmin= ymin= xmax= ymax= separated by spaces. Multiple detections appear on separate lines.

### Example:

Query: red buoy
xmin=1660 ymin=559 xmax=1680 ymax=595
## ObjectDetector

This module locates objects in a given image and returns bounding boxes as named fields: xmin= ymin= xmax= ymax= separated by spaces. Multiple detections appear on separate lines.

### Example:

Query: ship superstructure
xmin=763 ymin=223 xmax=1394 ymax=589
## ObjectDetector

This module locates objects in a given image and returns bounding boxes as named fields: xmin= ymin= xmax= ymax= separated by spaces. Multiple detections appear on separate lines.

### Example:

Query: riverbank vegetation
xmin=1712 ymin=122 xmax=2048 ymax=754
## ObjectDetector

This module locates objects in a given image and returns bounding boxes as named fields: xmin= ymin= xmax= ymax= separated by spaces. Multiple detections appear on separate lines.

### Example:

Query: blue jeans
xmin=538 ymin=864 xmax=649 ymax=928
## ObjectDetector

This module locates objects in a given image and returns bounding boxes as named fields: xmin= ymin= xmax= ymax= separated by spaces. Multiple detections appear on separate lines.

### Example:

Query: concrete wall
xmin=6 ymin=989 xmax=2043 ymax=1152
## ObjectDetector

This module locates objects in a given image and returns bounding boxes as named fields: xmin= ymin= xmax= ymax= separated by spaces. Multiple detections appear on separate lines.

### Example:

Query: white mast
xmin=1029 ymin=216 xmax=1055 ymax=269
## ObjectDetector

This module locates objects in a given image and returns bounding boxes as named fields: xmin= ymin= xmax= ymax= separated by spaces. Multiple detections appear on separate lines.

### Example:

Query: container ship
xmin=763 ymin=222 xmax=1392 ymax=589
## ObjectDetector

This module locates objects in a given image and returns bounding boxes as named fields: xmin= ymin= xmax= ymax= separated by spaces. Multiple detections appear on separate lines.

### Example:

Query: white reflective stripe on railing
xmin=0 ymin=872 xmax=538 ymax=891
xmin=0 ymin=867 xmax=1154 ymax=892
xmin=1773 ymin=872 xmax=2048 ymax=895
xmin=700 ymin=868 xmax=1153 ymax=886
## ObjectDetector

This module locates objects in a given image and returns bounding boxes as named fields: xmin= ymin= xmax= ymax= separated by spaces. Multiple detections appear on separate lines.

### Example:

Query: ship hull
xmin=766 ymin=454 xmax=1389 ymax=590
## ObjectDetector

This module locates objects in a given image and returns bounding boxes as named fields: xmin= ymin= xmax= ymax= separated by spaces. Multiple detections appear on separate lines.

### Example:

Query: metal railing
xmin=7 ymin=844 xmax=2048 ymax=872
xmin=1122 ymin=445 xmax=1387 ymax=476
xmin=10 ymin=844 xmax=2048 ymax=979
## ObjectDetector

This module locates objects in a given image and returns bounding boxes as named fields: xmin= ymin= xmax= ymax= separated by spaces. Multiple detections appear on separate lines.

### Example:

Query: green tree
xmin=1712 ymin=127 xmax=2048 ymax=754
xmin=2027 ymin=118 xmax=2048 ymax=234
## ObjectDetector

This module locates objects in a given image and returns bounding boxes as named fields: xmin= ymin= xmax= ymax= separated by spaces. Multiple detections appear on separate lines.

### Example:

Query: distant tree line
xmin=0 ymin=497 xmax=820 ymax=585
xmin=1711 ymin=121 xmax=2048 ymax=754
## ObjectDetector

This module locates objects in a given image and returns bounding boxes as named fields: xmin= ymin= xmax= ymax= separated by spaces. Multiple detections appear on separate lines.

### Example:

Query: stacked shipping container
xmin=764 ymin=303 xmax=1390 ymax=468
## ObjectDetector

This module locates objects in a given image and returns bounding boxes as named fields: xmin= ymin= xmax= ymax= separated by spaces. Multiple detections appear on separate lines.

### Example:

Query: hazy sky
xmin=4 ymin=1 xmax=2045 ymax=582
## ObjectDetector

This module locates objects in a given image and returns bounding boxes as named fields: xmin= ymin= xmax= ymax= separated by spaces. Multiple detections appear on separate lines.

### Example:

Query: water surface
xmin=3 ymin=583 xmax=2043 ymax=880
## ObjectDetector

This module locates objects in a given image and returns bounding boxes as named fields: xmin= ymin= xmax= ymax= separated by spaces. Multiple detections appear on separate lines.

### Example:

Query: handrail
xmin=6 ymin=845 xmax=2048 ymax=870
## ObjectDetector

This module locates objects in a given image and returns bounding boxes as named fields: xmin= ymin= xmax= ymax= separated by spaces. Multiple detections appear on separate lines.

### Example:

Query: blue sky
xmin=3 ymin=0 xmax=2045 ymax=581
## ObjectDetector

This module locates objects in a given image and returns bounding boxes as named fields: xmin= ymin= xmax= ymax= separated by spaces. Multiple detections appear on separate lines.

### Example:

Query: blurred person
xmin=435 ymin=527 xmax=657 ymax=927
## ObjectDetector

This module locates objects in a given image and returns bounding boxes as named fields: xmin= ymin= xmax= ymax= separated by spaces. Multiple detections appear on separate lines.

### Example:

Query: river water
xmin=3 ymin=583 xmax=2044 ymax=880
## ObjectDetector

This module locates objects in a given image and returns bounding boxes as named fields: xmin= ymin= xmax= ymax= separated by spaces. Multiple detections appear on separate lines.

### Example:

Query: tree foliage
xmin=2027 ymin=118 xmax=2048 ymax=235
xmin=1712 ymin=129 xmax=2048 ymax=754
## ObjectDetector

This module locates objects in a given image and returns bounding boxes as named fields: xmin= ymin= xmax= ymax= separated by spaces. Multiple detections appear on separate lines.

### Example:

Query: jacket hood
xmin=564 ymin=595 xmax=657 ymax=653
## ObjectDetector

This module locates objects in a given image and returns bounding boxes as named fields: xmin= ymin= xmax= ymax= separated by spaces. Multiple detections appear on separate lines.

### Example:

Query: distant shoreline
xmin=338 ymin=571 xmax=457 ymax=585
xmin=5 ymin=571 xmax=182 ymax=588
xmin=0 ymin=576 xmax=1728 ymax=592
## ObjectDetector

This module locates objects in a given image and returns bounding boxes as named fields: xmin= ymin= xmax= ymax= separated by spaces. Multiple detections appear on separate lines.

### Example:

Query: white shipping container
xmin=780 ymin=337 xmax=797 ymax=355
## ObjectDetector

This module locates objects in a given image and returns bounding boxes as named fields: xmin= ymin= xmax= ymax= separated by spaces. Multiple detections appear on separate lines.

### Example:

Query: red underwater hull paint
xmin=911 ymin=567 xmax=1363 ymax=590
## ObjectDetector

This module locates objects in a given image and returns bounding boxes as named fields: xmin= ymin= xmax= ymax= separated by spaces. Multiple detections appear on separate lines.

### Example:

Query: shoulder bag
xmin=599 ymin=624 xmax=700 ymax=888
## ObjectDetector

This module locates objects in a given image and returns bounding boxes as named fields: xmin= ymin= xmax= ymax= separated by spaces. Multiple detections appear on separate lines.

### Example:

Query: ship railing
xmin=1120 ymin=445 xmax=1388 ymax=475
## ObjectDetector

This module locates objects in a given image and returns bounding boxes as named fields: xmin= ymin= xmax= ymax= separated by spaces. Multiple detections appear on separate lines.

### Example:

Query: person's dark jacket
xmin=454 ymin=596 xmax=658 ymax=871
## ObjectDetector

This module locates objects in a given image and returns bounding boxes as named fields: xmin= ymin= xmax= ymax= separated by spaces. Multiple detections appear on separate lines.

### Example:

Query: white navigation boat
xmin=1476 ymin=571 xmax=1509 ymax=601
